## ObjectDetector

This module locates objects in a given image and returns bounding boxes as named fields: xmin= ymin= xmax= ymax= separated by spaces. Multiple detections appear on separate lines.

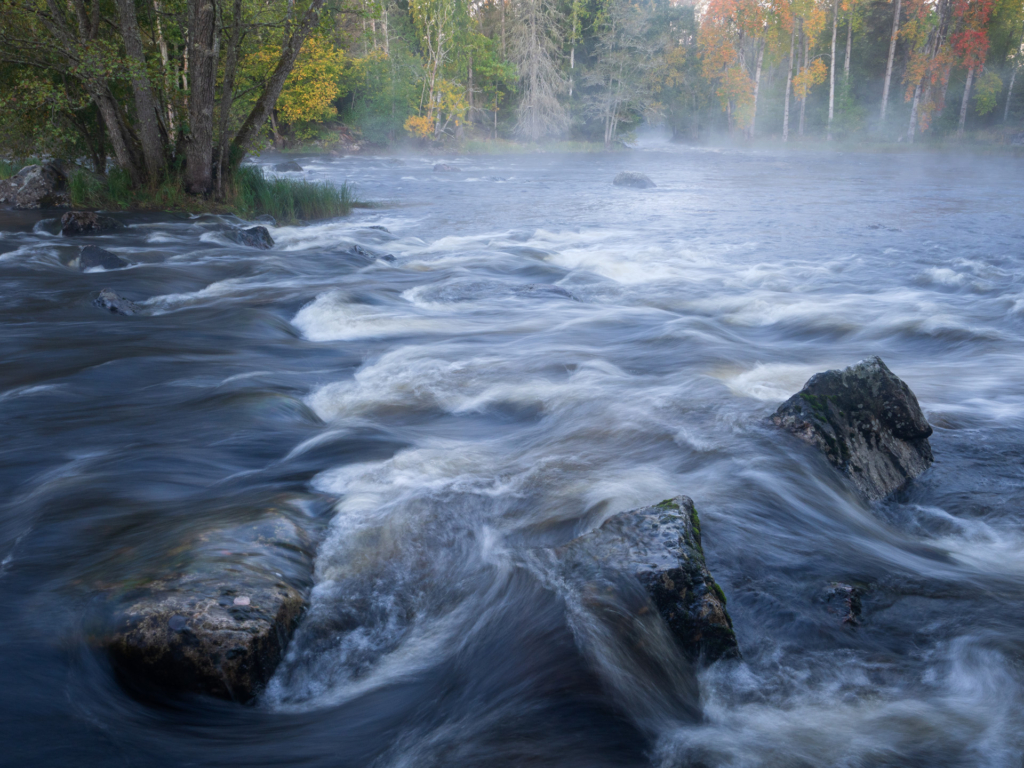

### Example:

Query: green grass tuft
xmin=64 ymin=164 xmax=357 ymax=223
xmin=230 ymin=165 xmax=354 ymax=223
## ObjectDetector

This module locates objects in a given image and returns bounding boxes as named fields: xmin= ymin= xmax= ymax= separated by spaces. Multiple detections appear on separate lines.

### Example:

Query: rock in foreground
xmin=224 ymin=225 xmax=274 ymax=250
xmin=93 ymin=289 xmax=143 ymax=316
xmin=612 ymin=171 xmax=656 ymax=189
xmin=107 ymin=514 xmax=313 ymax=702
xmin=79 ymin=246 xmax=129 ymax=271
xmin=0 ymin=164 xmax=70 ymax=209
xmin=772 ymin=356 xmax=933 ymax=501
xmin=62 ymin=211 xmax=119 ymax=236
xmin=558 ymin=496 xmax=738 ymax=663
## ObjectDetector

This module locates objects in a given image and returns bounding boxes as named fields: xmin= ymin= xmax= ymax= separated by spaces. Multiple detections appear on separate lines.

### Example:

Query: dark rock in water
xmin=433 ymin=163 xmax=460 ymax=172
xmin=558 ymin=496 xmax=738 ymax=664
xmin=224 ymin=225 xmax=274 ymax=250
xmin=61 ymin=211 xmax=119 ymax=236
xmin=273 ymin=161 xmax=304 ymax=172
xmin=107 ymin=514 xmax=313 ymax=702
xmin=824 ymin=582 xmax=862 ymax=626
xmin=368 ymin=225 xmax=390 ymax=232
xmin=612 ymin=171 xmax=656 ymax=189
xmin=79 ymin=245 xmax=129 ymax=271
xmin=1010 ymin=132 xmax=1024 ymax=146
xmin=93 ymin=289 xmax=143 ymax=316
xmin=254 ymin=214 xmax=277 ymax=227
xmin=515 ymin=284 xmax=578 ymax=301
xmin=0 ymin=164 xmax=70 ymax=208
xmin=771 ymin=356 xmax=933 ymax=501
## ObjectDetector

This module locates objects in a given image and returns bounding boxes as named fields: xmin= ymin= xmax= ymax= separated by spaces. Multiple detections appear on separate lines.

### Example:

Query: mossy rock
xmin=558 ymin=495 xmax=738 ymax=664
xmin=772 ymin=356 xmax=933 ymax=501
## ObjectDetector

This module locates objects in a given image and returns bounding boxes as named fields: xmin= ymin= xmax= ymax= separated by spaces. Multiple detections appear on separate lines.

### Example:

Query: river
xmin=1 ymin=142 xmax=1023 ymax=767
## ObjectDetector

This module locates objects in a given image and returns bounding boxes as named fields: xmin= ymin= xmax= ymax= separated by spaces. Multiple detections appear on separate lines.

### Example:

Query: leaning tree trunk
xmin=827 ymin=0 xmax=839 ymax=140
xmin=907 ymin=81 xmax=922 ymax=142
xmin=957 ymin=67 xmax=975 ymax=139
xmin=230 ymin=0 xmax=328 ymax=164
xmin=185 ymin=0 xmax=218 ymax=195
xmin=1006 ymin=66 xmax=1020 ymax=122
xmin=114 ymin=0 xmax=166 ymax=183
xmin=880 ymin=0 xmax=902 ymax=125
xmin=783 ymin=23 xmax=796 ymax=141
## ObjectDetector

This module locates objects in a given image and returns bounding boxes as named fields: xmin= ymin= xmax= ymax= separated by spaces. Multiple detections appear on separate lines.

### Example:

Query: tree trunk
xmin=230 ymin=0 xmax=327 ymax=163
xmin=114 ymin=0 xmax=166 ymax=183
xmin=185 ymin=0 xmax=218 ymax=194
xmin=881 ymin=0 xmax=902 ymax=125
xmin=216 ymin=0 xmax=244 ymax=196
xmin=783 ymin=23 xmax=796 ymax=141
xmin=908 ymin=81 xmax=921 ymax=142
xmin=1006 ymin=66 xmax=1019 ymax=122
xmin=827 ymin=0 xmax=839 ymax=140
xmin=799 ymin=31 xmax=808 ymax=137
xmin=844 ymin=15 xmax=852 ymax=83
xmin=750 ymin=41 xmax=764 ymax=138
xmin=153 ymin=0 xmax=177 ymax=135
xmin=957 ymin=67 xmax=974 ymax=138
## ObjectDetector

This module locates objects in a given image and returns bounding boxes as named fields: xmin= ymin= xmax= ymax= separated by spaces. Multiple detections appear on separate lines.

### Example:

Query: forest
xmin=0 ymin=0 xmax=1022 ymax=188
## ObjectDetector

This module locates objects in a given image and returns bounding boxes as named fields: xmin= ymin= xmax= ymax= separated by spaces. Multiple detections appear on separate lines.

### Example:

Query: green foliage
xmin=973 ymin=69 xmax=1003 ymax=115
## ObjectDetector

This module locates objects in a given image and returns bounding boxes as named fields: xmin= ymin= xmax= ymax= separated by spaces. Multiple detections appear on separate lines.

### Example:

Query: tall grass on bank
xmin=63 ymin=164 xmax=355 ymax=223
xmin=230 ymin=165 xmax=353 ymax=222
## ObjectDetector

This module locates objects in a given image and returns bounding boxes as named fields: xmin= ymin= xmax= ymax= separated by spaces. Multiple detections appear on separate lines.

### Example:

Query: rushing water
xmin=1 ymin=142 xmax=1023 ymax=767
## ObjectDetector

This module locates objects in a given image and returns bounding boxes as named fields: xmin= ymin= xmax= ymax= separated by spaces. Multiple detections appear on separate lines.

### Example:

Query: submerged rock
xmin=107 ymin=514 xmax=313 ymax=702
xmin=514 ymin=283 xmax=578 ymax=300
xmin=93 ymin=289 xmax=143 ymax=316
xmin=79 ymin=245 xmax=129 ymax=271
xmin=558 ymin=496 xmax=738 ymax=663
xmin=224 ymin=225 xmax=274 ymax=250
xmin=61 ymin=211 xmax=118 ymax=236
xmin=273 ymin=160 xmax=304 ymax=172
xmin=612 ymin=171 xmax=656 ymax=189
xmin=771 ymin=356 xmax=933 ymax=501
xmin=0 ymin=164 xmax=70 ymax=209
xmin=433 ymin=163 xmax=460 ymax=172
xmin=824 ymin=582 xmax=863 ymax=626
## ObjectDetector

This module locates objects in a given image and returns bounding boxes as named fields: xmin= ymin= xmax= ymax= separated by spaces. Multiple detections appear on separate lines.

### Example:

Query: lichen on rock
xmin=771 ymin=356 xmax=933 ymax=501
xmin=106 ymin=513 xmax=313 ymax=702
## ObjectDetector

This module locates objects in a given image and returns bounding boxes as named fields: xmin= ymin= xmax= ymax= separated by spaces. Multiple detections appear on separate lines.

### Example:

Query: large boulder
xmin=94 ymin=289 xmax=143 ymax=316
xmin=62 ymin=211 xmax=119 ymax=236
xmin=558 ymin=496 xmax=738 ymax=664
xmin=106 ymin=513 xmax=313 ymax=702
xmin=612 ymin=171 xmax=656 ymax=189
xmin=224 ymin=225 xmax=274 ymax=250
xmin=0 ymin=164 xmax=70 ymax=208
xmin=273 ymin=161 xmax=303 ymax=173
xmin=79 ymin=245 xmax=129 ymax=271
xmin=771 ymin=356 xmax=933 ymax=501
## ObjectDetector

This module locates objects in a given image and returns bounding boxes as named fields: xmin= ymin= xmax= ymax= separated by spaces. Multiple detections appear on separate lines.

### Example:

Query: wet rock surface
xmin=79 ymin=246 xmax=129 ymax=271
xmin=93 ymin=289 xmax=143 ymax=316
xmin=224 ymin=225 xmax=274 ymax=250
xmin=62 ymin=211 xmax=119 ymax=236
xmin=558 ymin=496 xmax=738 ymax=663
xmin=0 ymin=164 xmax=70 ymax=209
xmin=612 ymin=171 xmax=656 ymax=189
xmin=433 ymin=163 xmax=461 ymax=172
xmin=273 ymin=161 xmax=304 ymax=172
xmin=106 ymin=513 xmax=313 ymax=702
xmin=772 ymin=356 xmax=933 ymax=501
xmin=824 ymin=582 xmax=863 ymax=626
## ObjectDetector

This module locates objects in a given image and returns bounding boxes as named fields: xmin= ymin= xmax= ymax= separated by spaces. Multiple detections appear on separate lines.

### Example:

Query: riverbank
xmin=0 ymin=162 xmax=360 ymax=224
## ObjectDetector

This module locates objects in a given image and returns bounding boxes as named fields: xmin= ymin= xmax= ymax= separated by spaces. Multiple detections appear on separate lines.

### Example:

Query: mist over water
xmin=1 ymin=145 xmax=1023 ymax=766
